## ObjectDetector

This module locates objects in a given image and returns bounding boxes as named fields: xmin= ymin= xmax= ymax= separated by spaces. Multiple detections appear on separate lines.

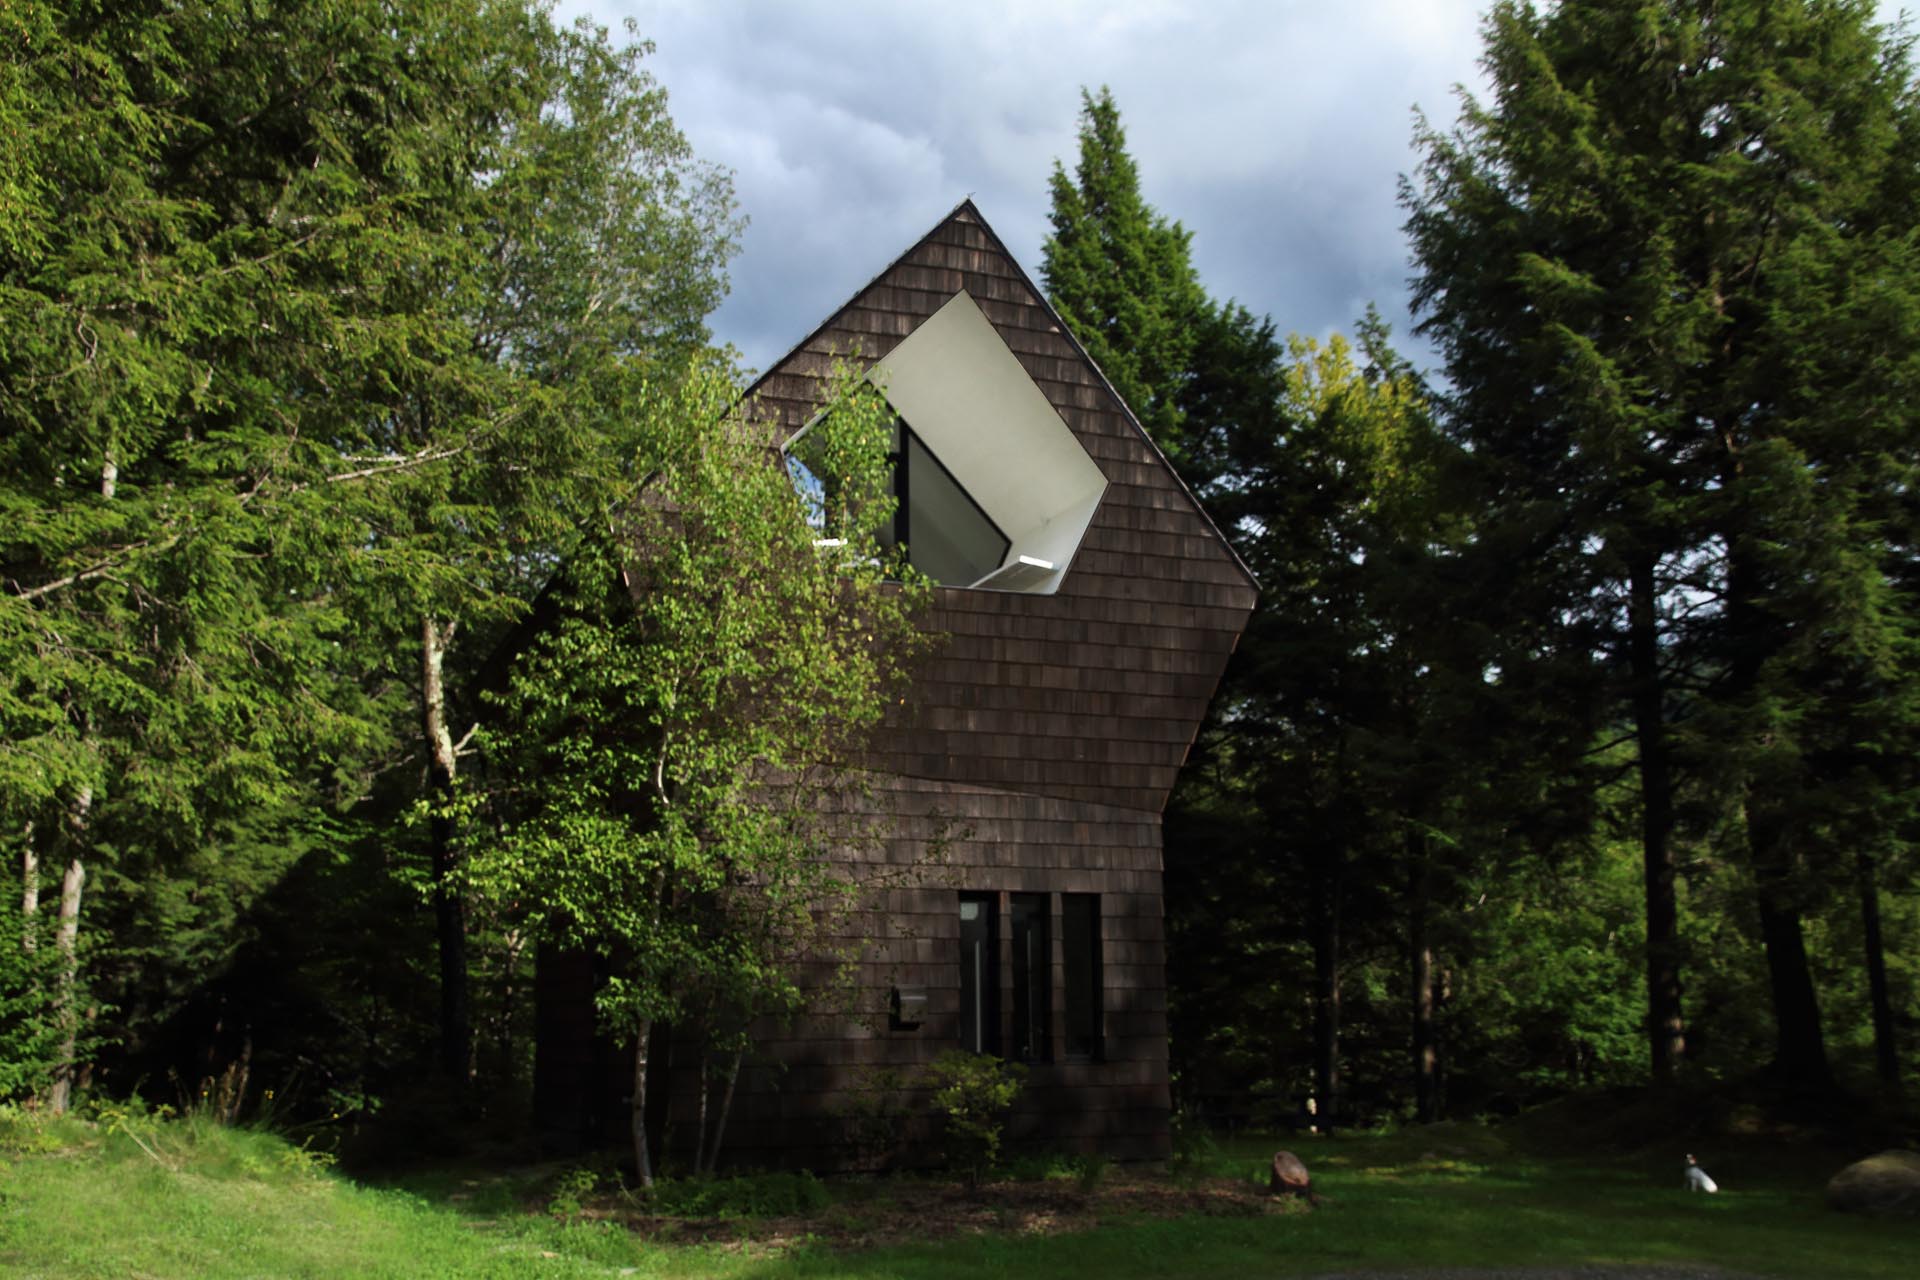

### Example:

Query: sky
xmin=556 ymin=1 xmax=1910 ymax=379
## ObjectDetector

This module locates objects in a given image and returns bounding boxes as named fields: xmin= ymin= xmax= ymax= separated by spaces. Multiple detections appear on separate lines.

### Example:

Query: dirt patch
xmin=586 ymin=1167 xmax=1286 ymax=1253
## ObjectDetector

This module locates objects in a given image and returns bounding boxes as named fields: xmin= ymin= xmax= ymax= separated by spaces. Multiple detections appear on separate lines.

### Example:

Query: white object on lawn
xmin=1686 ymin=1154 xmax=1718 ymax=1194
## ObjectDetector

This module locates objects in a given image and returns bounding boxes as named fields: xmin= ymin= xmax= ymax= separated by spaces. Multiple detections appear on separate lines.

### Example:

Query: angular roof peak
xmin=746 ymin=199 xmax=1257 ymax=598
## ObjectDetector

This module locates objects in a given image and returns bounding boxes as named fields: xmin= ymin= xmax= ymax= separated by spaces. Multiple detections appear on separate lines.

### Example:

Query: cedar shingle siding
xmin=534 ymin=201 xmax=1255 ymax=1168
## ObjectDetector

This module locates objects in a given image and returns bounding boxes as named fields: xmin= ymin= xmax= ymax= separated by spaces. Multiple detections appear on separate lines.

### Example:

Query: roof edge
xmin=739 ymin=195 xmax=982 ymax=405
xmin=957 ymin=202 xmax=1260 ymax=597
xmin=742 ymin=196 xmax=1260 ymax=597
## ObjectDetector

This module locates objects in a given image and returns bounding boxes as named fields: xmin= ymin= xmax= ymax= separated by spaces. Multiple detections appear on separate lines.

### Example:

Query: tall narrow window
xmin=958 ymin=893 xmax=999 ymax=1055
xmin=1062 ymin=894 xmax=1102 ymax=1061
xmin=1009 ymin=893 xmax=1050 ymax=1063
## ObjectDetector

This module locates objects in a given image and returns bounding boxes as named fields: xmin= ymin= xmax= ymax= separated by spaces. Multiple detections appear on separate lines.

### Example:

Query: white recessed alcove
xmin=864 ymin=290 xmax=1107 ymax=594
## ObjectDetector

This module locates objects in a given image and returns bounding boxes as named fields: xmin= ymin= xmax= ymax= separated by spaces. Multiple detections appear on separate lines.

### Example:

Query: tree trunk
xmin=1409 ymin=831 xmax=1437 ymax=1123
xmin=1721 ymin=511 xmax=1831 ymax=1095
xmin=631 ymin=1018 xmax=655 ymax=1189
xmin=693 ymin=1046 xmax=711 ymax=1174
xmin=21 ymin=819 xmax=37 ymax=950
xmin=1310 ymin=848 xmax=1342 ymax=1135
xmin=496 ymin=927 xmax=524 ymax=1072
xmin=48 ymin=789 xmax=90 ymax=1114
xmin=1856 ymin=851 xmax=1899 ymax=1087
xmin=703 ymin=1046 xmax=744 ymax=1176
xmin=422 ymin=615 xmax=471 ymax=1084
xmin=1747 ymin=798 xmax=1832 ymax=1092
xmin=1627 ymin=553 xmax=1686 ymax=1083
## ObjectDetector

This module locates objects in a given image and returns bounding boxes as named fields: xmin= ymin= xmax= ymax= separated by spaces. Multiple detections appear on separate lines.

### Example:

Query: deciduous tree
xmin=468 ymin=367 xmax=928 ymax=1183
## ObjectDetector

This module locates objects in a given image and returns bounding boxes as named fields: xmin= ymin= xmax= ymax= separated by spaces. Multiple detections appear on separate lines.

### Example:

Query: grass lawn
xmin=0 ymin=1110 xmax=1911 ymax=1278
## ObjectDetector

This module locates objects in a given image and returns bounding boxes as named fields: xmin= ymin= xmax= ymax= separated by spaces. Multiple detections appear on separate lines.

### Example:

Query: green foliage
xmin=1170 ymin=304 xmax=1493 ymax=1125
xmin=467 ymin=361 xmax=928 ymax=1174
xmin=545 ymin=1166 xmax=600 ymax=1219
xmin=926 ymin=1050 xmax=1026 ymax=1187
xmin=1444 ymin=835 xmax=1647 ymax=1100
xmin=0 ymin=0 xmax=741 ymax=1111
xmin=644 ymin=1170 xmax=831 ymax=1218
xmin=1406 ymin=0 xmax=1920 ymax=1092
xmin=1042 ymin=87 xmax=1213 ymax=480
xmin=0 ymin=917 xmax=64 ymax=1101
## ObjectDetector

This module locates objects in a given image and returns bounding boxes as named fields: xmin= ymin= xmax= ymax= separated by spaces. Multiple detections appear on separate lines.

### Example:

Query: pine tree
xmin=1042 ymin=88 xmax=1212 ymax=480
xmin=1406 ymin=0 xmax=1920 ymax=1094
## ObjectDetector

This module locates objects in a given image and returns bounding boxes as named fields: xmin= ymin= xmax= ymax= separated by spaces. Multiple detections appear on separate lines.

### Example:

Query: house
xmin=534 ymin=199 xmax=1257 ymax=1168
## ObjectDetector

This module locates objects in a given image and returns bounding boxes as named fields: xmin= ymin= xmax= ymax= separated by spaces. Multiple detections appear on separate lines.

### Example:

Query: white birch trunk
xmin=21 ymin=819 xmax=37 ymax=951
xmin=48 ymin=789 xmax=90 ymax=1113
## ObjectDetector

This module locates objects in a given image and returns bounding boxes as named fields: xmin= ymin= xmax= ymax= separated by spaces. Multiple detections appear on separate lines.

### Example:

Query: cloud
xmin=559 ymin=1 xmax=1490 ymax=373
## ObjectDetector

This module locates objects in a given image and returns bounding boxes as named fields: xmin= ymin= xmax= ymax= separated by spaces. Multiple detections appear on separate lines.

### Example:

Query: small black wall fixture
xmin=890 ymin=985 xmax=928 ymax=1030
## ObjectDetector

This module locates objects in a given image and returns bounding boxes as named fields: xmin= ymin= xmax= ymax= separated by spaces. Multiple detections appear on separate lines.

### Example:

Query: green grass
xmin=0 ymin=1109 xmax=1912 ymax=1278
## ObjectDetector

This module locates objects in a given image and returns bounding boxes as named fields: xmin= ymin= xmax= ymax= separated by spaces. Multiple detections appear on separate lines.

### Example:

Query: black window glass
xmin=1062 ymin=894 xmax=1102 ymax=1060
xmin=1010 ymin=893 xmax=1050 ymax=1063
xmin=958 ymin=893 xmax=999 ymax=1055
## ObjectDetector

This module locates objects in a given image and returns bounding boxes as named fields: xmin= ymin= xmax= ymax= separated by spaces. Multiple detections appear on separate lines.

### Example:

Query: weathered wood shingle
xmin=536 ymin=201 xmax=1256 ymax=1170
xmin=744 ymin=200 xmax=1256 ymax=818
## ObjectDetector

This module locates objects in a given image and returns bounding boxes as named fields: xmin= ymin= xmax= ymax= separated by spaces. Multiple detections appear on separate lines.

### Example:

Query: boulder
xmin=1827 ymin=1150 xmax=1920 ymax=1216
xmin=1269 ymin=1149 xmax=1314 ymax=1201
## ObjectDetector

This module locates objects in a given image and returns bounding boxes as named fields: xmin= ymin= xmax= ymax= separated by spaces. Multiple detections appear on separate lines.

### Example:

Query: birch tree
xmin=468 ymin=367 xmax=928 ymax=1183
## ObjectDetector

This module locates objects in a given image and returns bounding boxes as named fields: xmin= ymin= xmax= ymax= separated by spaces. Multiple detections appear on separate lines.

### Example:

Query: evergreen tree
xmin=1406 ymin=0 xmax=1920 ymax=1094
xmin=1171 ymin=312 xmax=1495 ymax=1126
xmin=0 ymin=0 xmax=738 ymax=1106
xmin=1042 ymin=87 xmax=1212 ymax=480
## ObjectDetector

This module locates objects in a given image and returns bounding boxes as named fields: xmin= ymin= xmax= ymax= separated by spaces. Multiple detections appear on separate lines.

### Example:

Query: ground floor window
xmin=1010 ymin=893 xmax=1050 ymax=1063
xmin=1062 ymin=893 xmax=1102 ymax=1061
xmin=958 ymin=892 xmax=998 ymax=1055
xmin=955 ymin=890 xmax=1102 ymax=1065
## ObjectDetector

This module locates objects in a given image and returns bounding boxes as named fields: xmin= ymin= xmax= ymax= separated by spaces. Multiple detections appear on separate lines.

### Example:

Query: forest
xmin=3 ymin=0 xmax=1917 ymax=1169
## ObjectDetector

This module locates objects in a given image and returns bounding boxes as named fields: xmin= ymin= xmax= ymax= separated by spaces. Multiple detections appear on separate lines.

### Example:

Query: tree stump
xmin=1269 ymin=1150 xmax=1316 ymax=1203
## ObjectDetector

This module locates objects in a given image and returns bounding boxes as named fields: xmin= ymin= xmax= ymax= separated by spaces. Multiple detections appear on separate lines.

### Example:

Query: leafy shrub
xmin=645 ymin=1170 xmax=829 ymax=1218
xmin=0 ymin=929 xmax=67 ymax=1102
xmin=547 ymin=1166 xmax=599 ymax=1219
xmin=837 ymin=1065 xmax=916 ymax=1168
xmin=1004 ymin=1149 xmax=1109 ymax=1190
xmin=1168 ymin=1105 xmax=1225 ymax=1183
xmin=926 ymin=1050 xmax=1025 ymax=1187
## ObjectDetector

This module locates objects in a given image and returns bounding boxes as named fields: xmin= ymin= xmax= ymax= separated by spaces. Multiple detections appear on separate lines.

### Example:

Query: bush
xmin=644 ymin=1170 xmax=830 ymax=1218
xmin=0 ymin=926 xmax=68 ymax=1102
xmin=926 ymin=1050 xmax=1024 ymax=1187
xmin=837 ymin=1065 xmax=916 ymax=1169
xmin=1004 ymin=1149 xmax=1109 ymax=1190
xmin=547 ymin=1167 xmax=599 ymax=1219
xmin=1169 ymin=1103 xmax=1223 ymax=1181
